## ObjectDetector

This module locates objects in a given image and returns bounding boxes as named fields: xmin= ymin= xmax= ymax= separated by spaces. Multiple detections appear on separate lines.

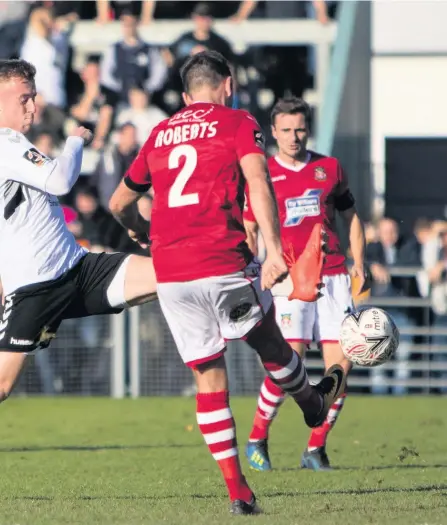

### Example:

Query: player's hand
xmin=351 ymin=264 xmax=372 ymax=296
xmin=71 ymin=126 xmax=93 ymax=146
xmin=128 ymin=229 xmax=150 ymax=249
xmin=261 ymin=251 xmax=288 ymax=291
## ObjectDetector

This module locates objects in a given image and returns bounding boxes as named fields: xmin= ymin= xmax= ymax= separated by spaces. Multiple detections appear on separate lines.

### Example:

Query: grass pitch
xmin=0 ymin=397 xmax=446 ymax=525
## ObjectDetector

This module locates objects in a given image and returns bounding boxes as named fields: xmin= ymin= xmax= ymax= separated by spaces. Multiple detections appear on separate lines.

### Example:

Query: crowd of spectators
xmin=1 ymin=0 xmax=335 ymax=255
xmin=351 ymin=217 xmax=447 ymax=395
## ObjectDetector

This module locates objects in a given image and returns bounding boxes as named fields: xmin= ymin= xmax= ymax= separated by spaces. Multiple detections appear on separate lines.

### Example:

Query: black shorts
xmin=0 ymin=252 xmax=130 ymax=352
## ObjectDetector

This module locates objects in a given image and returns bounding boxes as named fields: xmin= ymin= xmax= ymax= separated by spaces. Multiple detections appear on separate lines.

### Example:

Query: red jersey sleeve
xmin=334 ymin=161 xmax=355 ymax=211
xmin=234 ymin=113 xmax=265 ymax=161
xmin=124 ymin=140 xmax=152 ymax=193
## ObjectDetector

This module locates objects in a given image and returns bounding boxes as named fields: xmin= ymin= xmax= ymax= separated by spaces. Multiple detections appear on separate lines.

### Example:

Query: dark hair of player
xmin=180 ymin=50 xmax=232 ymax=94
xmin=0 ymin=59 xmax=36 ymax=84
xmin=271 ymin=96 xmax=311 ymax=127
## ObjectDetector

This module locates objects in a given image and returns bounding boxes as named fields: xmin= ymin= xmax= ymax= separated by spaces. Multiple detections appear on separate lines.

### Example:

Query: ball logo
xmin=340 ymin=307 xmax=399 ymax=367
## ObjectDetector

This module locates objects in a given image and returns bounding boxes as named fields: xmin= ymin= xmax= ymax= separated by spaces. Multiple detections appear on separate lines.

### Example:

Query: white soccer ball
xmin=339 ymin=307 xmax=400 ymax=367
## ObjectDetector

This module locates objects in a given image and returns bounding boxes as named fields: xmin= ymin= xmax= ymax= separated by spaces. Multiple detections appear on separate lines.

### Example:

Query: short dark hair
xmin=180 ymin=50 xmax=231 ymax=94
xmin=192 ymin=2 xmax=213 ymax=17
xmin=0 ymin=59 xmax=36 ymax=84
xmin=86 ymin=54 xmax=101 ymax=65
xmin=75 ymin=185 xmax=98 ymax=200
xmin=271 ymin=96 xmax=311 ymax=127
xmin=117 ymin=121 xmax=136 ymax=132
xmin=120 ymin=10 xmax=137 ymax=20
xmin=414 ymin=217 xmax=433 ymax=233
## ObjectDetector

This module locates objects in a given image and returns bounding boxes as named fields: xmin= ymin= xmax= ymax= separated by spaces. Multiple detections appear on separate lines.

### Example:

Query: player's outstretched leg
xmin=118 ymin=255 xmax=157 ymax=306
xmin=302 ymin=342 xmax=350 ymax=471
xmin=193 ymin=356 xmax=261 ymax=516
xmin=245 ymin=309 xmax=346 ymax=434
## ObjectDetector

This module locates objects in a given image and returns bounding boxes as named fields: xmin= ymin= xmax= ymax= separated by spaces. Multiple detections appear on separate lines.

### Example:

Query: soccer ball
xmin=339 ymin=307 xmax=399 ymax=367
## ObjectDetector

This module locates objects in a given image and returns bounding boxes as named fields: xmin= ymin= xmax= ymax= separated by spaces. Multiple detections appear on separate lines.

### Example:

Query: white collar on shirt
xmin=274 ymin=152 xmax=312 ymax=173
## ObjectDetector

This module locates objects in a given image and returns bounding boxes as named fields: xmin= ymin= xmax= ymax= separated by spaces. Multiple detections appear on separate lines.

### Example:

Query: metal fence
xmin=16 ymin=315 xmax=115 ymax=396
xmin=14 ymin=267 xmax=447 ymax=397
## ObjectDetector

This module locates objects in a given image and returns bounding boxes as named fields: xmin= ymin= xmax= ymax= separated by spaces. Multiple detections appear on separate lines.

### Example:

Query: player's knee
xmin=120 ymin=255 xmax=157 ymax=307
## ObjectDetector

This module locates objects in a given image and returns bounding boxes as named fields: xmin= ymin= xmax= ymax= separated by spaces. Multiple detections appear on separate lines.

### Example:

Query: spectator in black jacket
xmin=366 ymin=217 xmax=416 ymax=395
xmin=95 ymin=10 xmax=167 ymax=148
xmin=165 ymin=3 xmax=235 ymax=95
xmin=367 ymin=217 xmax=421 ymax=300
xmin=100 ymin=10 xmax=167 ymax=103
xmin=74 ymin=186 xmax=136 ymax=253
xmin=170 ymin=3 xmax=234 ymax=64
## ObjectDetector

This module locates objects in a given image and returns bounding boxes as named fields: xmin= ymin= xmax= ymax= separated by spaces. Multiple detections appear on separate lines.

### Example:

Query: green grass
xmin=0 ymin=397 xmax=446 ymax=525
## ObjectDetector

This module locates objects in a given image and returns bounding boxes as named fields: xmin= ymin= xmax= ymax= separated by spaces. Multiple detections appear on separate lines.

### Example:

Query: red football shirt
xmin=124 ymin=102 xmax=265 ymax=282
xmin=244 ymin=153 xmax=351 ymax=276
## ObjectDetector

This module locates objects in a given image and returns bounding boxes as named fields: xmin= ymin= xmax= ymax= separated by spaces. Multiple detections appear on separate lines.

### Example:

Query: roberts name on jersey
xmin=154 ymin=116 xmax=217 ymax=148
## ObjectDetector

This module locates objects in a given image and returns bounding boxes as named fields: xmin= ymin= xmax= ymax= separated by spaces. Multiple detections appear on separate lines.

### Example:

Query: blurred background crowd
xmin=0 ymin=0 xmax=337 ymax=237
xmin=1 ymin=1 xmax=446 ymax=397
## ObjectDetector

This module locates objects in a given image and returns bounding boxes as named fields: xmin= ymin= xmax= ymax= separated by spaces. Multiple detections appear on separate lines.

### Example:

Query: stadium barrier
xmin=15 ymin=266 xmax=447 ymax=397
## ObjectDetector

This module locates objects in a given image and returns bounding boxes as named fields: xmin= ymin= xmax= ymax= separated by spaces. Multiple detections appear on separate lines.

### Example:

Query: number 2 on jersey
xmin=168 ymin=145 xmax=199 ymax=208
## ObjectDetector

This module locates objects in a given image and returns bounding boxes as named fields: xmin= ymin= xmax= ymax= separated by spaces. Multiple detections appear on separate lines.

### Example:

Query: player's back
xmin=146 ymin=103 xmax=261 ymax=283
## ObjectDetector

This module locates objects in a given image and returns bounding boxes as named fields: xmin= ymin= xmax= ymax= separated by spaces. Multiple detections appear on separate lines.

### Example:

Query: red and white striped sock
xmin=249 ymin=376 xmax=285 ymax=442
xmin=308 ymin=392 xmax=347 ymax=450
xmin=196 ymin=390 xmax=253 ymax=503
xmin=264 ymin=351 xmax=307 ymax=393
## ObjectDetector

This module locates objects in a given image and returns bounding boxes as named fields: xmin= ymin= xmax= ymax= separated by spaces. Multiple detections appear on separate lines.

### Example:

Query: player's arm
xmin=244 ymin=219 xmax=259 ymax=256
xmin=335 ymin=165 xmax=368 ymax=293
xmin=340 ymin=206 xmax=365 ymax=268
xmin=240 ymin=154 xmax=281 ymax=255
xmin=109 ymin=142 xmax=151 ymax=247
xmin=3 ymin=128 xmax=90 ymax=196
xmin=235 ymin=116 xmax=281 ymax=253
xmin=243 ymin=188 xmax=259 ymax=256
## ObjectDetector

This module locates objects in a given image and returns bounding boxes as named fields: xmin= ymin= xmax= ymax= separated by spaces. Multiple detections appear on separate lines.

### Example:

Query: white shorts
xmin=157 ymin=261 xmax=272 ymax=368
xmin=274 ymin=273 xmax=353 ymax=344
